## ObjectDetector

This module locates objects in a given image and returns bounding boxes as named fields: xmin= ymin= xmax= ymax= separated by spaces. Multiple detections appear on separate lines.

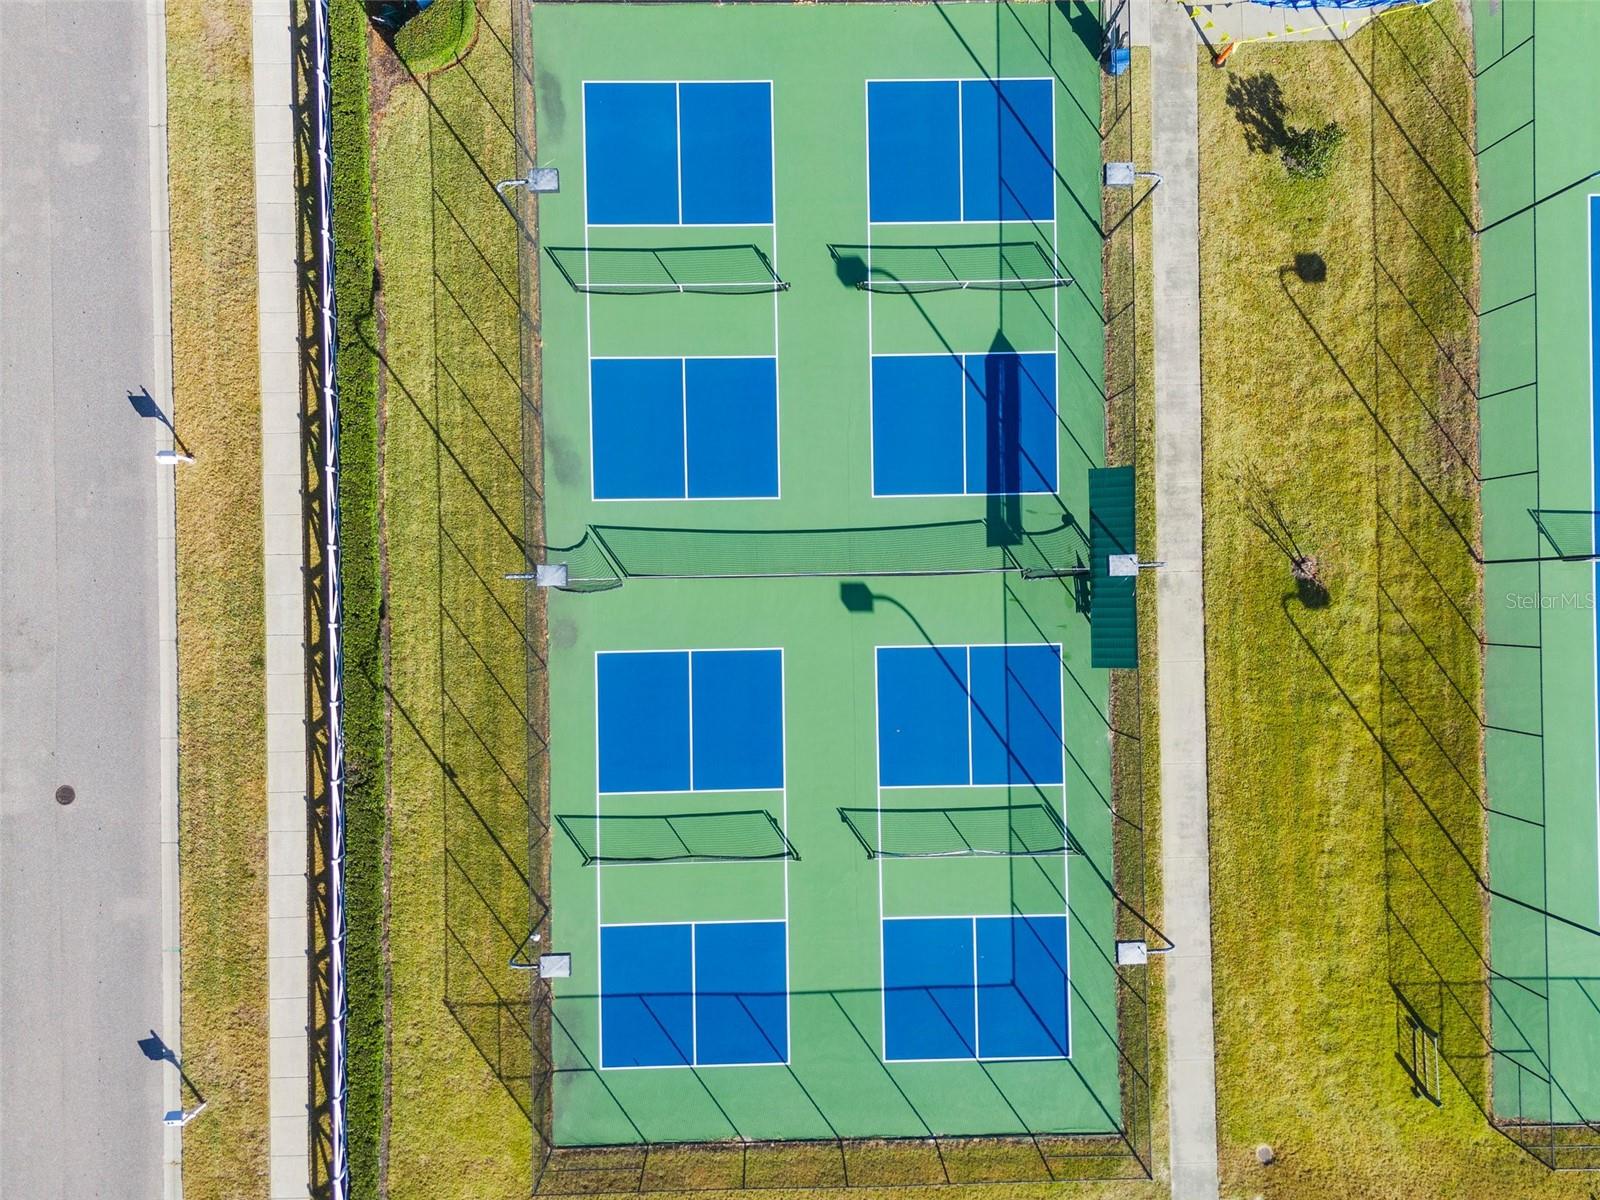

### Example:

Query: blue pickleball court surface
xmin=591 ymin=357 xmax=779 ymax=499
xmin=882 ymin=915 xmax=1069 ymax=1061
xmin=600 ymin=921 xmax=789 ymax=1067
xmin=584 ymin=81 xmax=775 ymax=225
xmin=871 ymin=352 xmax=1058 ymax=496
xmin=867 ymin=78 xmax=1054 ymax=223
xmin=596 ymin=649 xmax=785 ymax=792
xmin=876 ymin=644 xmax=1064 ymax=787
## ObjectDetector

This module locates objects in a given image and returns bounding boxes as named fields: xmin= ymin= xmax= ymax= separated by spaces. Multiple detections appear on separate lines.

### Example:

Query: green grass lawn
xmin=166 ymin=3 xmax=269 ymax=1195
xmin=1198 ymin=7 xmax=1594 ymax=1196
xmin=369 ymin=0 xmax=536 ymax=1193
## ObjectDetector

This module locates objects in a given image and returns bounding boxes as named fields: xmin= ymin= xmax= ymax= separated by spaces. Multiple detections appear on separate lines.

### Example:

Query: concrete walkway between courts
xmin=251 ymin=2 xmax=312 ymax=1197
xmin=1148 ymin=1 xmax=1222 ymax=1197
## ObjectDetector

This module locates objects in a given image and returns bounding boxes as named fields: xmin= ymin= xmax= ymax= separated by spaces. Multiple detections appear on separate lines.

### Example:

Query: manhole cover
xmin=55 ymin=784 xmax=75 ymax=806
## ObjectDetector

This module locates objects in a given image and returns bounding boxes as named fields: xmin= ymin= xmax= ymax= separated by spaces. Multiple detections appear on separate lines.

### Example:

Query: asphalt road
xmin=1 ymin=3 xmax=168 ymax=1195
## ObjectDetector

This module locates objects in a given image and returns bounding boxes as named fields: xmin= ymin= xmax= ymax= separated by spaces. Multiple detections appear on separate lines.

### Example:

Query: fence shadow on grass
xmin=377 ymin=4 xmax=551 ymax=1160
xmin=1266 ymin=28 xmax=1600 ymax=1140
xmin=1341 ymin=9 xmax=1600 ymax=1163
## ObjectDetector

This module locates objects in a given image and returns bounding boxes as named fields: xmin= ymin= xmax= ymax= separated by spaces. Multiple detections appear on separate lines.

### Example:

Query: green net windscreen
xmin=555 ymin=810 xmax=796 ymax=864
xmin=828 ymin=240 xmax=1072 ymax=293
xmin=838 ymin=804 xmax=1079 ymax=858
xmin=1089 ymin=466 xmax=1138 ymax=668
xmin=545 ymin=244 xmax=787 ymax=294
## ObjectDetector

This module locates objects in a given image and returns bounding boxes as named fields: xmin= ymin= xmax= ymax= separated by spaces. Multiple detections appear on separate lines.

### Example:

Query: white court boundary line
xmin=1590 ymin=194 xmax=1600 ymax=924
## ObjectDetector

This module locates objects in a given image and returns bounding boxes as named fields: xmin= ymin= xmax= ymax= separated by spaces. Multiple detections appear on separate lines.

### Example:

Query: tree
xmin=1234 ymin=466 xmax=1329 ymax=608
xmin=1282 ymin=121 xmax=1346 ymax=181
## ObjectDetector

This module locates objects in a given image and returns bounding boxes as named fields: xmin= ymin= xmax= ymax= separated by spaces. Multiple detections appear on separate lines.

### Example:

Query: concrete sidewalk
xmin=251 ymin=2 xmax=312 ymax=1197
xmin=1148 ymin=3 xmax=1222 ymax=1198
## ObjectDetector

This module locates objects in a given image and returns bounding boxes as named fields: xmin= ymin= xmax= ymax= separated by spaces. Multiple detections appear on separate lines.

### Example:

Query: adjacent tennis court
xmin=531 ymin=0 xmax=1124 ymax=1152
xmin=1476 ymin=0 xmax=1600 ymax=1136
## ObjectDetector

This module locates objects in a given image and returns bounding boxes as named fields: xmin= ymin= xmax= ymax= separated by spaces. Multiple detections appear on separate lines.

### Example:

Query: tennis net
xmin=545 ymin=244 xmax=788 ymax=294
xmin=1529 ymin=509 xmax=1599 ymax=560
xmin=829 ymin=240 xmax=1073 ymax=294
xmin=839 ymin=803 xmax=1079 ymax=859
xmin=555 ymin=810 xmax=797 ymax=864
xmin=570 ymin=517 xmax=1090 ymax=581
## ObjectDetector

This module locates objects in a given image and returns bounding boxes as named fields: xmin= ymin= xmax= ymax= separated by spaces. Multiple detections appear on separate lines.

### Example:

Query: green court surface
xmin=1475 ymin=0 xmax=1600 ymax=1130
xmin=529 ymin=1 xmax=1127 ymax=1148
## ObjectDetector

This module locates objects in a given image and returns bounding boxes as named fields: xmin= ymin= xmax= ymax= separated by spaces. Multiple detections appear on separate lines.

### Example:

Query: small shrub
xmin=394 ymin=0 xmax=477 ymax=75
xmin=1281 ymin=121 xmax=1346 ymax=180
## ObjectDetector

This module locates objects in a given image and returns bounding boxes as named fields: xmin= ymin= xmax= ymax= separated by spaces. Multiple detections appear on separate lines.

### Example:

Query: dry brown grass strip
xmin=167 ymin=2 xmax=269 ymax=1195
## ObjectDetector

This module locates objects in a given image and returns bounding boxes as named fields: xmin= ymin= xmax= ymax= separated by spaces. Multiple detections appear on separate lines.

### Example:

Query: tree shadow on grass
xmin=1225 ymin=71 xmax=1290 ymax=155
